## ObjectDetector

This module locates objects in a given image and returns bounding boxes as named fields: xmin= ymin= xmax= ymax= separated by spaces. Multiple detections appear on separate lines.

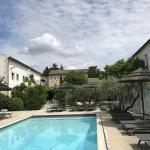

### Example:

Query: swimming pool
xmin=0 ymin=115 xmax=97 ymax=150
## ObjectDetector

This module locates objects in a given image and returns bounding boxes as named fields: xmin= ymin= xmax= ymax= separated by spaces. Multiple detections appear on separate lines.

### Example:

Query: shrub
xmin=8 ymin=98 xmax=24 ymax=111
xmin=65 ymin=87 xmax=96 ymax=106
xmin=66 ymin=89 xmax=77 ymax=106
xmin=23 ymin=85 xmax=47 ymax=110
xmin=47 ymin=89 xmax=55 ymax=101
xmin=72 ymin=88 xmax=95 ymax=103
xmin=11 ymin=84 xmax=48 ymax=110
xmin=0 ymin=93 xmax=11 ymax=109
xmin=11 ymin=83 xmax=27 ymax=99
xmin=54 ymin=89 xmax=65 ymax=106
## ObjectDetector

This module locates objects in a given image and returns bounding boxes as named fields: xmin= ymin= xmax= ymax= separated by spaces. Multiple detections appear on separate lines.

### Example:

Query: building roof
xmin=49 ymin=69 xmax=88 ymax=75
xmin=8 ymin=57 xmax=42 ymax=75
xmin=132 ymin=39 xmax=150 ymax=58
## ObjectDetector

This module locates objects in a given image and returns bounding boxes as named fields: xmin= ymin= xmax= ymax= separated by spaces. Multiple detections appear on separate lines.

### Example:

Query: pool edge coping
xmin=98 ymin=112 xmax=111 ymax=150
xmin=0 ymin=112 xmax=109 ymax=150
xmin=96 ymin=113 xmax=108 ymax=150
xmin=0 ymin=116 xmax=31 ymax=129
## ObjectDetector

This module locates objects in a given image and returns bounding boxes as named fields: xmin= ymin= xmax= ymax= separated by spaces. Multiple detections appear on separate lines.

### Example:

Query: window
xmin=16 ymin=74 xmax=19 ymax=81
xmin=54 ymin=76 xmax=57 ymax=80
xmin=53 ymin=76 xmax=55 ymax=80
xmin=12 ymin=73 xmax=14 ymax=80
xmin=23 ymin=76 xmax=25 ymax=81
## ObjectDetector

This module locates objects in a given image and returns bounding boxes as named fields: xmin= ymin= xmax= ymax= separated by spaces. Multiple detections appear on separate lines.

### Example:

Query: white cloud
xmin=66 ymin=62 xmax=95 ymax=69
xmin=66 ymin=66 xmax=77 ymax=70
xmin=0 ymin=0 xmax=150 ymax=71
xmin=23 ymin=33 xmax=84 ymax=57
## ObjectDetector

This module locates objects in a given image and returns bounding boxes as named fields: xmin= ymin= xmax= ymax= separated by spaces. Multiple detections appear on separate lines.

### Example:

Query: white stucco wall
xmin=133 ymin=42 xmax=150 ymax=115
xmin=135 ymin=43 xmax=150 ymax=70
xmin=143 ymin=83 xmax=150 ymax=115
xmin=8 ymin=60 xmax=41 ymax=88
xmin=0 ymin=54 xmax=9 ymax=83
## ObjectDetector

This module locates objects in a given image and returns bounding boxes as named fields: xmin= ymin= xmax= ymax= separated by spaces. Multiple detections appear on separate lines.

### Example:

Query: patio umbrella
xmin=0 ymin=83 xmax=12 ymax=91
xmin=119 ymin=68 xmax=150 ymax=119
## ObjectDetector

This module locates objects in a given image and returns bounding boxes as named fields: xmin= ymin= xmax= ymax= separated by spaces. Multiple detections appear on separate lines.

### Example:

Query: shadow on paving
xmin=98 ymin=113 xmax=131 ymax=137
xmin=130 ymin=144 xmax=149 ymax=150
xmin=99 ymin=111 xmax=142 ymax=150
xmin=98 ymin=112 xmax=121 ymax=129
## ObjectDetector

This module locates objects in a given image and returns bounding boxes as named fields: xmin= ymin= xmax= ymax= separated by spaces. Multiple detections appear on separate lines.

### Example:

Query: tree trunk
xmin=124 ymin=91 xmax=139 ymax=112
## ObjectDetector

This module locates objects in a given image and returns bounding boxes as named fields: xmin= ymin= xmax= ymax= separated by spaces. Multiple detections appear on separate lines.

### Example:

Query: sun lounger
xmin=118 ymin=115 xmax=134 ymax=121
xmin=67 ymin=105 xmax=77 ymax=111
xmin=84 ymin=103 xmax=96 ymax=111
xmin=47 ymin=105 xmax=65 ymax=112
xmin=120 ymin=120 xmax=150 ymax=126
xmin=111 ymin=113 xmax=135 ymax=123
xmin=122 ymin=123 xmax=150 ymax=135
xmin=131 ymin=128 xmax=150 ymax=135
xmin=135 ymin=134 xmax=150 ymax=148
xmin=56 ymin=106 xmax=66 ymax=112
xmin=0 ymin=109 xmax=13 ymax=119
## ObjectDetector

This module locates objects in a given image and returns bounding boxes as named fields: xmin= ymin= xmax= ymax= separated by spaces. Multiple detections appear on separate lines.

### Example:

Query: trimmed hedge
xmin=11 ymin=84 xmax=48 ymax=110
xmin=8 ymin=98 xmax=24 ymax=111
xmin=0 ymin=93 xmax=10 ymax=110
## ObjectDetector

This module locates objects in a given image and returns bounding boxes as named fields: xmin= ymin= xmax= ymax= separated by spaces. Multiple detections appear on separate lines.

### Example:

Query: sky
xmin=0 ymin=0 xmax=150 ymax=72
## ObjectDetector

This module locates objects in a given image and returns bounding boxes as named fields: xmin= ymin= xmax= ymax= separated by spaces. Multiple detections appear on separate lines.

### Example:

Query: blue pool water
xmin=0 ymin=116 xmax=97 ymax=150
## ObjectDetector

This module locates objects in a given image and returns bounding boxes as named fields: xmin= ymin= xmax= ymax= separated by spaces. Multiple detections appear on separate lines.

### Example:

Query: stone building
xmin=48 ymin=69 xmax=88 ymax=87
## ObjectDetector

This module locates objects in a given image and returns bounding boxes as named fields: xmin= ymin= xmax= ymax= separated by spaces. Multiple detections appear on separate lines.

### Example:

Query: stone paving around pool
xmin=0 ymin=109 xmax=142 ymax=150
xmin=100 ymin=112 xmax=142 ymax=150
xmin=0 ymin=110 xmax=97 ymax=128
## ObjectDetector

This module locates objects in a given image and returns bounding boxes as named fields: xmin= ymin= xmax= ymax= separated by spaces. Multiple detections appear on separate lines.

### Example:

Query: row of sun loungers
xmin=47 ymin=100 xmax=96 ymax=112
xmin=0 ymin=109 xmax=13 ymax=119
xmin=47 ymin=105 xmax=96 ymax=112
xmin=111 ymin=112 xmax=135 ymax=123
xmin=110 ymin=111 xmax=150 ymax=149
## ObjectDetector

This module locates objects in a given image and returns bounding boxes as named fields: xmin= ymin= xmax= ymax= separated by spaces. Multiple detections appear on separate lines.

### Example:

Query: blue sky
xmin=0 ymin=0 xmax=150 ymax=71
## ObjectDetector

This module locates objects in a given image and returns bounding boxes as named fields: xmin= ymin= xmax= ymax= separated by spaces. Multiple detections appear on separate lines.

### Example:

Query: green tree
xmin=54 ymin=89 xmax=66 ymax=106
xmin=0 ymin=76 xmax=7 ymax=85
xmin=43 ymin=64 xmax=64 ymax=76
xmin=96 ymin=77 xmax=139 ymax=112
xmin=24 ymin=74 xmax=36 ymax=87
xmin=0 ymin=76 xmax=4 ymax=84
xmin=104 ymin=58 xmax=145 ymax=79
xmin=88 ymin=66 xmax=100 ymax=78
xmin=51 ymin=63 xmax=58 ymax=70
xmin=60 ymin=64 xmax=64 ymax=70
xmin=64 ymin=71 xmax=87 ymax=85
xmin=70 ymin=87 xmax=95 ymax=104
xmin=42 ymin=66 xmax=49 ymax=76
